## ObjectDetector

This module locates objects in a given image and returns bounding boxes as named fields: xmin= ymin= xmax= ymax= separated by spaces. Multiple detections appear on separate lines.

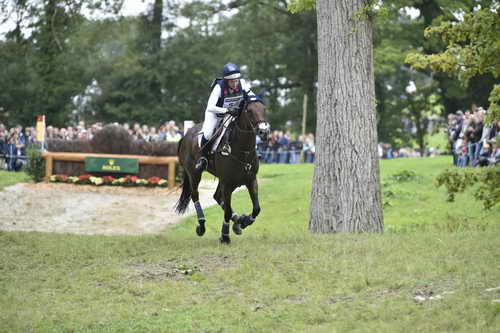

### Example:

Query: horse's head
xmin=241 ymin=96 xmax=270 ymax=141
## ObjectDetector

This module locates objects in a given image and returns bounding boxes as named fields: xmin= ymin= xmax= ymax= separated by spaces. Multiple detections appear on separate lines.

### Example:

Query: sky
xmin=121 ymin=0 xmax=150 ymax=16
xmin=1 ymin=1 xmax=421 ymax=37
xmin=0 ymin=0 xmax=188 ymax=37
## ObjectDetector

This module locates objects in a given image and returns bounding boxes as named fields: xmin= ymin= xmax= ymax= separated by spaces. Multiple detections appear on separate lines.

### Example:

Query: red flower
xmin=79 ymin=174 xmax=92 ymax=180
xmin=56 ymin=174 xmax=68 ymax=182
xmin=147 ymin=176 xmax=161 ymax=184
xmin=102 ymin=176 xmax=115 ymax=184
xmin=123 ymin=175 xmax=138 ymax=184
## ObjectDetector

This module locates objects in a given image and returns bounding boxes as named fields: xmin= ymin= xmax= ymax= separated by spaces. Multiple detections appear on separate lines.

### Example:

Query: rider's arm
xmin=206 ymin=85 xmax=228 ymax=115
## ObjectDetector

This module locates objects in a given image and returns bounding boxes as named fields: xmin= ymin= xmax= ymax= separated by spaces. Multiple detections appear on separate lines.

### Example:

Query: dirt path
xmin=0 ymin=180 xmax=223 ymax=235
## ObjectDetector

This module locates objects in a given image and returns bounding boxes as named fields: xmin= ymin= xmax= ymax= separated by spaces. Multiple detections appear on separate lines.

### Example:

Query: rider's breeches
xmin=201 ymin=111 xmax=221 ymax=140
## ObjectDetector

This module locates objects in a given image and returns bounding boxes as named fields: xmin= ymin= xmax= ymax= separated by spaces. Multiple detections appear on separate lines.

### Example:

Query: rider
xmin=195 ymin=63 xmax=255 ymax=171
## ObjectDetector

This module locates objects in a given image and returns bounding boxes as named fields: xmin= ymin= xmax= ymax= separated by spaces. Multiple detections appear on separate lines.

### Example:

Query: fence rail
xmin=42 ymin=152 xmax=179 ymax=189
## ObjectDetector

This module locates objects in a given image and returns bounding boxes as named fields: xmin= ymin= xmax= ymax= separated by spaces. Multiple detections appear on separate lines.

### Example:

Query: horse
xmin=174 ymin=96 xmax=270 ymax=243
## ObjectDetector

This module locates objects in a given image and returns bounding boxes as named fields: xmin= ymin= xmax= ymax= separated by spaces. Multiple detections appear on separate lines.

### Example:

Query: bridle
xmin=234 ymin=100 xmax=269 ymax=136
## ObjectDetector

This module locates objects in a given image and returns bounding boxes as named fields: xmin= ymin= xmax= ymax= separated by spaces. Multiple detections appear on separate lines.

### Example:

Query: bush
xmin=24 ymin=146 xmax=45 ymax=182
xmin=436 ymin=166 xmax=500 ymax=210
xmin=390 ymin=169 xmax=418 ymax=183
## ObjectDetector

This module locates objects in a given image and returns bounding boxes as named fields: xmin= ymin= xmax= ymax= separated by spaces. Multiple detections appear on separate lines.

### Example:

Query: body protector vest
xmin=203 ymin=79 xmax=247 ymax=154
xmin=213 ymin=79 xmax=246 ymax=110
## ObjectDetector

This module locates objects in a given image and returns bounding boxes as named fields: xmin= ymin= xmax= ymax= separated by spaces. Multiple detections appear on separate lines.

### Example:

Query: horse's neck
xmin=231 ymin=119 xmax=255 ymax=151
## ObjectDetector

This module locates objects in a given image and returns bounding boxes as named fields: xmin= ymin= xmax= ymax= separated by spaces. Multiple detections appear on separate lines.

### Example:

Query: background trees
xmin=0 ymin=0 xmax=497 ymax=149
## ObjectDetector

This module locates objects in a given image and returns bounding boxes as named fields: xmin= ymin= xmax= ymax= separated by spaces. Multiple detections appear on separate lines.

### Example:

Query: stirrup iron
xmin=221 ymin=144 xmax=231 ymax=156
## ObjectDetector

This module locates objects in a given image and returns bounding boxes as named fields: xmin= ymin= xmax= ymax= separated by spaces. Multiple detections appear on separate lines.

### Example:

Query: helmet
xmin=223 ymin=63 xmax=241 ymax=80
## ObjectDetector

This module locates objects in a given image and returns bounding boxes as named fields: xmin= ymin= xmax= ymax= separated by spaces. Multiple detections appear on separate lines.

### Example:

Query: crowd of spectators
xmin=1 ymin=120 xmax=318 ymax=171
xmin=41 ymin=120 xmax=184 ymax=143
xmin=0 ymin=120 xmax=185 ymax=171
xmin=447 ymin=107 xmax=500 ymax=167
xmin=377 ymin=143 xmax=440 ymax=159
xmin=0 ymin=123 xmax=32 ymax=171
xmin=257 ymin=131 xmax=316 ymax=164
xmin=11 ymin=109 xmax=496 ymax=172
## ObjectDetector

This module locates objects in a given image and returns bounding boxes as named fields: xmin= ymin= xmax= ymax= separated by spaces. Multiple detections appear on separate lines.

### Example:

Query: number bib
xmin=223 ymin=94 xmax=244 ymax=109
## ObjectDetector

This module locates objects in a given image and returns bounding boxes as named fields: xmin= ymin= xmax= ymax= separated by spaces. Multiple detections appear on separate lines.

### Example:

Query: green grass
xmin=426 ymin=130 xmax=448 ymax=152
xmin=0 ymin=170 xmax=31 ymax=190
xmin=1 ymin=157 xmax=499 ymax=332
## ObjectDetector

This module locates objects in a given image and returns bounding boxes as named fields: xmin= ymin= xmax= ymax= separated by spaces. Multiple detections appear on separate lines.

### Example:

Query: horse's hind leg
xmin=214 ymin=183 xmax=240 ymax=231
xmin=213 ymin=183 xmax=224 ymax=208
xmin=190 ymin=171 xmax=206 ymax=236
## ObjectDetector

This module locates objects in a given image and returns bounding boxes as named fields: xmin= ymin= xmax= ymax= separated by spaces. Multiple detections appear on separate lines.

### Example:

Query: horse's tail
xmin=174 ymin=171 xmax=192 ymax=215
xmin=177 ymin=136 xmax=184 ymax=155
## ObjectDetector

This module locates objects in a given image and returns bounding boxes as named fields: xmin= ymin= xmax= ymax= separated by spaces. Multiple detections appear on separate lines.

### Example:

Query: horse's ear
xmin=257 ymin=90 xmax=267 ymax=104
xmin=249 ymin=90 xmax=266 ymax=105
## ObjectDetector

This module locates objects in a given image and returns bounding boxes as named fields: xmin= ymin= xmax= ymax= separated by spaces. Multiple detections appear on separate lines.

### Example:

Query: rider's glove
xmin=226 ymin=106 xmax=240 ymax=117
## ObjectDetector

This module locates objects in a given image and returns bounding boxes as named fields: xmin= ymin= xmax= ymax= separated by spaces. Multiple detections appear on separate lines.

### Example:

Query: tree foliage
xmin=406 ymin=7 xmax=500 ymax=121
xmin=288 ymin=0 xmax=316 ymax=13
xmin=436 ymin=166 xmax=500 ymax=210
xmin=0 ymin=0 xmax=497 ymax=147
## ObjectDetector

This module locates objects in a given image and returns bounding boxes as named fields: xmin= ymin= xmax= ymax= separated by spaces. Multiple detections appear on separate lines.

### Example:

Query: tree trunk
xmin=310 ymin=0 xmax=383 ymax=233
xmin=151 ymin=0 xmax=163 ymax=53
xmin=413 ymin=109 xmax=426 ymax=157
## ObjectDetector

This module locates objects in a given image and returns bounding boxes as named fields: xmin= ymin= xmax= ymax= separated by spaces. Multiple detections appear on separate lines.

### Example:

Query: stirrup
xmin=195 ymin=157 xmax=208 ymax=171
xmin=221 ymin=144 xmax=231 ymax=156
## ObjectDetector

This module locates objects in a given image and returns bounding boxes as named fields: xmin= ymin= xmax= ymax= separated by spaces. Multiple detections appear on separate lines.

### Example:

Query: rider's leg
xmin=196 ymin=112 xmax=220 ymax=171
xmin=195 ymin=135 xmax=210 ymax=171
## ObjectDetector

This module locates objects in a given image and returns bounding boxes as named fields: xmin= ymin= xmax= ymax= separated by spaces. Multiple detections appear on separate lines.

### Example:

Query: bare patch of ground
xmin=0 ymin=180 xmax=223 ymax=235
xmin=126 ymin=255 xmax=238 ymax=282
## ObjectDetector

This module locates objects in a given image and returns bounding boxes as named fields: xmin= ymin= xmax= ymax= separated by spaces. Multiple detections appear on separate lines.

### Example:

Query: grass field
xmin=0 ymin=170 xmax=31 ymax=190
xmin=1 ymin=157 xmax=499 ymax=332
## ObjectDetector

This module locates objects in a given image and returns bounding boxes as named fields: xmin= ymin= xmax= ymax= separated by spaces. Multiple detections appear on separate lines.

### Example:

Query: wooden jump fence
xmin=42 ymin=152 xmax=179 ymax=189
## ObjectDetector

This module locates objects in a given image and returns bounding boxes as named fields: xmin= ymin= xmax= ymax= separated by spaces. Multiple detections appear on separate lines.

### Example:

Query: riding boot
xmin=220 ymin=124 xmax=234 ymax=156
xmin=195 ymin=136 xmax=211 ymax=171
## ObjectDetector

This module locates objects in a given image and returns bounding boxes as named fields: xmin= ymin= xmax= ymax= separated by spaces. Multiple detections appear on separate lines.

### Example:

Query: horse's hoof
xmin=232 ymin=222 xmax=242 ymax=235
xmin=239 ymin=215 xmax=254 ymax=229
xmin=219 ymin=236 xmax=231 ymax=244
xmin=196 ymin=224 xmax=206 ymax=237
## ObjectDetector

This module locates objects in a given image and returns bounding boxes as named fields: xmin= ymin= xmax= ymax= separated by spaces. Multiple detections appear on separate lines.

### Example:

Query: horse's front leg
xmin=220 ymin=183 xmax=237 ymax=244
xmin=240 ymin=177 xmax=260 ymax=229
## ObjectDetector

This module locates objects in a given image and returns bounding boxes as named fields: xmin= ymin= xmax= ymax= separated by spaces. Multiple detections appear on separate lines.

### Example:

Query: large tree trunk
xmin=310 ymin=0 xmax=383 ymax=233
xmin=151 ymin=0 xmax=163 ymax=53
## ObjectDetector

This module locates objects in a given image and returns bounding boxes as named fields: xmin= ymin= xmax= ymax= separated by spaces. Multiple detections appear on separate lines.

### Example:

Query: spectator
xmin=165 ymin=121 xmax=182 ymax=142
xmin=5 ymin=132 xmax=25 ymax=171
xmin=302 ymin=133 xmax=316 ymax=163
xmin=149 ymin=126 xmax=160 ymax=142
xmin=78 ymin=129 xmax=89 ymax=141
xmin=0 ymin=130 xmax=6 ymax=168
xmin=477 ymin=143 xmax=491 ymax=167
xmin=277 ymin=131 xmax=290 ymax=163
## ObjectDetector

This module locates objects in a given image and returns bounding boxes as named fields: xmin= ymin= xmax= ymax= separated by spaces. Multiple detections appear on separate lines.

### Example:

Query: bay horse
xmin=175 ymin=97 xmax=270 ymax=243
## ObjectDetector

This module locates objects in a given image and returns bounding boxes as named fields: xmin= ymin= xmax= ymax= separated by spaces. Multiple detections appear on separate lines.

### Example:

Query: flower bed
xmin=49 ymin=174 xmax=168 ymax=187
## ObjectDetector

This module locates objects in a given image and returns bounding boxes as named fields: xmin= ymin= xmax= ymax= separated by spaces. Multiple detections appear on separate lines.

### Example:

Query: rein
xmin=234 ymin=101 xmax=263 ymax=134
xmin=227 ymin=101 xmax=261 ymax=172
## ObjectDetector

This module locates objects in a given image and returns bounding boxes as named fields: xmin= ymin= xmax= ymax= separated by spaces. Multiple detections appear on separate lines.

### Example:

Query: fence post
xmin=45 ymin=154 xmax=53 ymax=180
xmin=168 ymin=160 xmax=176 ymax=189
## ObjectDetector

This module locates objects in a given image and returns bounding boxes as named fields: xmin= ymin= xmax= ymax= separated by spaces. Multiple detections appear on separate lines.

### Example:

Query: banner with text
xmin=84 ymin=157 xmax=139 ymax=174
